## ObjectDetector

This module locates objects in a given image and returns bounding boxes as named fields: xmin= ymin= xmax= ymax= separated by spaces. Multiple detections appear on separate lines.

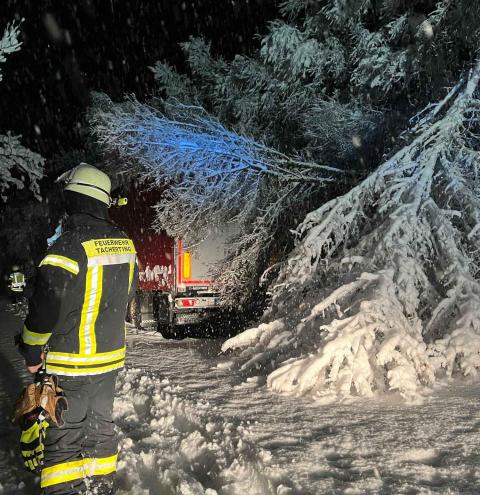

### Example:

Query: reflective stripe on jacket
xmin=22 ymin=213 xmax=138 ymax=375
xmin=10 ymin=272 xmax=26 ymax=292
xmin=12 ymin=272 xmax=25 ymax=284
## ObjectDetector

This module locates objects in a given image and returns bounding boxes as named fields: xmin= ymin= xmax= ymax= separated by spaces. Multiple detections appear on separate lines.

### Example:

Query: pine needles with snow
xmin=90 ymin=95 xmax=338 ymax=303
xmin=223 ymin=61 xmax=480 ymax=403
xmin=0 ymin=21 xmax=44 ymax=200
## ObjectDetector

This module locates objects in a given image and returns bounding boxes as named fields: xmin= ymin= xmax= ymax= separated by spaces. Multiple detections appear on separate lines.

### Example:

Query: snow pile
xmin=114 ymin=368 xmax=293 ymax=495
xmin=223 ymin=61 xmax=480 ymax=403
xmin=224 ymin=272 xmax=433 ymax=404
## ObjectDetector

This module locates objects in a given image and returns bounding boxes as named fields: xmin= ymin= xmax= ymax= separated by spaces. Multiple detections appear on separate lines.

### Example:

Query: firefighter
xmin=17 ymin=163 xmax=138 ymax=495
xmin=8 ymin=264 xmax=26 ymax=308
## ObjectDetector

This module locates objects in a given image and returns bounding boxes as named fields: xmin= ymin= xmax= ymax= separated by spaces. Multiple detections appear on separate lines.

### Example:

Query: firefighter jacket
xmin=9 ymin=271 xmax=26 ymax=292
xmin=20 ymin=212 xmax=138 ymax=376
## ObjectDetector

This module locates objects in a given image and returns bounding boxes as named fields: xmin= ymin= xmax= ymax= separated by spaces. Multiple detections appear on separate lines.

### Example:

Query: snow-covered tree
xmin=121 ymin=0 xmax=477 ymax=304
xmin=0 ymin=21 xmax=44 ymax=200
xmin=222 ymin=60 xmax=480 ymax=402
xmin=91 ymin=1 xmax=480 ymax=308
xmin=151 ymin=1 xmax=480 ymax=164
xmin=90 ymin=94 xmax=338 ymax=302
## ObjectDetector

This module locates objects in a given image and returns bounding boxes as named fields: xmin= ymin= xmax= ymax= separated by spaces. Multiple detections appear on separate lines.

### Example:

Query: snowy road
xmin=126 ymin=330 xmax=480 ymax=495
xmin=0 ymin=303 xmax=39 ymax=495
xmin=1 ymin=305 xmax=480 ymax=494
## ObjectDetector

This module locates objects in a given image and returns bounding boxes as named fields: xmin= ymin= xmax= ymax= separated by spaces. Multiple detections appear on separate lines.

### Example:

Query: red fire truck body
xmin=111 ymin=185 xmax=225 ymax=330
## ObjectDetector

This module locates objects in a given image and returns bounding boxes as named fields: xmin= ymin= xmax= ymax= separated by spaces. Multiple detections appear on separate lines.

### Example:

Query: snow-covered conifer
xmin=90 ymin=94 xmax=338 ymax=302
xmin=141 ymin=1 xmax=480 ymax=306
xmin=0 ymin=21 xmax=44 ymax=200
xmin=223 ymin=60 xmax=480 ymax=402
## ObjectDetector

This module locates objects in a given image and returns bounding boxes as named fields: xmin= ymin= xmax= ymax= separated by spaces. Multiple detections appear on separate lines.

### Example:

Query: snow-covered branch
xmin=90 ymin=95 xmax=338 ymax=302
xmin=0 ymin=21 xmax=22 ymax=82
xmin=223 ymin=60 xmax=480 ymax=402
xmin=0 ymin=21 xmax=44 ymax=200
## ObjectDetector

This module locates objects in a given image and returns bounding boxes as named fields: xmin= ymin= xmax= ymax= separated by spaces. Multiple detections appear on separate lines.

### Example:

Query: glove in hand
xmin=13 ymin=374 xmax=69 ymax=473
xmin=20 ymin=409 xmax=49 ymax=473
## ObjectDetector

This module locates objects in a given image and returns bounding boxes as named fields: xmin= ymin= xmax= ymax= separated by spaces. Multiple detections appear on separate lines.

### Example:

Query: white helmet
xmin=64 ymin=163 xmax=111 ymax=205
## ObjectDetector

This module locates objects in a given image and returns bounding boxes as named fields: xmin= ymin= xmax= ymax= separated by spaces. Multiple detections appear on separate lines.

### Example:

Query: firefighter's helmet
xmin=12 ymin=265 xmax=20 ymax=272
xmin=64 ymin=163 xmax=111 ymax=205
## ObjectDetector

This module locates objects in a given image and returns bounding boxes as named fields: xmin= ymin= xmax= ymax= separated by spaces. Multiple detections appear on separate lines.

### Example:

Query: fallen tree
xmin=91 ymin=1 xmax=480 ymax=306
xmin=222 ymin=60 xmax=480 ymax=403
xmin=90 ymin=95 xmax=339 ymax=303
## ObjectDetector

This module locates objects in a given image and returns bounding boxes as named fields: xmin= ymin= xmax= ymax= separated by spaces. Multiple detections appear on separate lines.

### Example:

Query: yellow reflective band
xmin=44 ymin=347 xmax=126 ymax=359
xmin=22 ymin=325 xmax=51 ymax=346
xmin=40 ymin=459 xmax=86 ymax=488
xmin=39 ymin=255 xmax=79 ymax=275
xmin=46 ymin=360 xmax=125 ymax=376
xmin=89 ymin=266 xmax=102 ymax=353
xmin=41 ymin=455 xmax=118 ymax=487
xmin=13 ymin=273 xmax=25 ymax=283
xmin=79 ymin=265 xmax=103 ymax=355
xmin=85 ymin=454 xmax=118 ymax=477
xmin=82 ymin=238 xmax=136 ymax=258
xmin=46 ymin=347 xmax=126 ymax=365
xmin=79 ymin=267 xmax=93 ymax=354
xmin=128 ymin=260 xmax=135 ymax=293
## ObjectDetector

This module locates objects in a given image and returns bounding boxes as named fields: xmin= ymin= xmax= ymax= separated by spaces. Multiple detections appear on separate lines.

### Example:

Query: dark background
xmin=0 ymin=0 xmax=277 ymax=274
xmin=0 ymin=0 xmax=277 ymax=160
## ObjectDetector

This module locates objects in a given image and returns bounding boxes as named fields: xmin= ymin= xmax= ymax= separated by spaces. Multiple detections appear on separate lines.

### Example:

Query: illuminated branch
xmin=90 ymin=95 xmax=339 ymax=301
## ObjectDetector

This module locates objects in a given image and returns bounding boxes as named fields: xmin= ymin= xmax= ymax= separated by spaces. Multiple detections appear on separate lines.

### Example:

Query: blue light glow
xmin=118 ymin=103 xmax=267 ymax=182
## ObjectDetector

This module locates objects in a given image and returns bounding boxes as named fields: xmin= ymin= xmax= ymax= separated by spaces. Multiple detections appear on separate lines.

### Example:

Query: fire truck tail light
xmin=178 ymin=298 xmax=195 ymax=307
xmin=182 ymin=251 xmax=192 ymax=280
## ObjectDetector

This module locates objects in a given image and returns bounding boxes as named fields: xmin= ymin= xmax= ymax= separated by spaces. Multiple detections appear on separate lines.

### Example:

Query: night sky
xmin=0 ymin=0 xmax=277 ymax=160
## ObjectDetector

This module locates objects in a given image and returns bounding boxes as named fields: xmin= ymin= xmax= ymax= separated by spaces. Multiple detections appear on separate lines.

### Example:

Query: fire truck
xmin=111 ymin=184 xmax=230 ymax=335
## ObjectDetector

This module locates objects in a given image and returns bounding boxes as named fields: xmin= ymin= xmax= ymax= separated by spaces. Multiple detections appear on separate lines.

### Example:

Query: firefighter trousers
xmin=40 ymin=371 xmax=118 ymax=495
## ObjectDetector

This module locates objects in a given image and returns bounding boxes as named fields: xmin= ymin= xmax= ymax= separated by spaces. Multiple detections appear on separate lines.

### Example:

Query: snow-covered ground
xmin=126 ymin=330 xmax=480 ymax=494
xmin=113 ymin=366 xmax=292 ymax=495
xmin=1 ymin=303 xmax=480 ymax=494
xmin=0 ymin=304 xmax=293 ymax=495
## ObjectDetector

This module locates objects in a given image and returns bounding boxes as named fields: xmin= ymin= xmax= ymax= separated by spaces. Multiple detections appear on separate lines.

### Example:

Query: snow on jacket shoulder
xmin=20 ymin=213 xmax=138 ymax=375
